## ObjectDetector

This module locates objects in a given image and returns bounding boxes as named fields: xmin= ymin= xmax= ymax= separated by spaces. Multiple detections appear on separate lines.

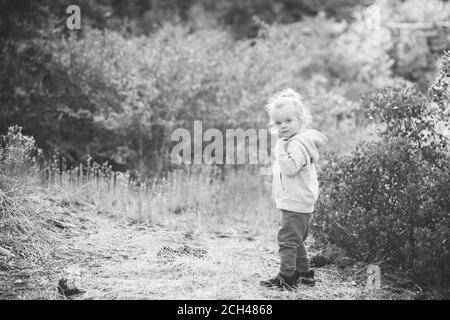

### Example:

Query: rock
xmin=57 ymin=278 xmax=85 ymax=297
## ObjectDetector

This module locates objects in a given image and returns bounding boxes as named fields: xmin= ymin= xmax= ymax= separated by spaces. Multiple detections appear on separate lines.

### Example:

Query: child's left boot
xmin=294 ymin=269 xmax=316 ymax=287
xmin=260 ymin=273 xmax=298 ymax=290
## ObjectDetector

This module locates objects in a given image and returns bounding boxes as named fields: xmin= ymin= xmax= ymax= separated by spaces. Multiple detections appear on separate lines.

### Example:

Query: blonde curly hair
xmin=265 ymin=88 xmax=312 ymax=129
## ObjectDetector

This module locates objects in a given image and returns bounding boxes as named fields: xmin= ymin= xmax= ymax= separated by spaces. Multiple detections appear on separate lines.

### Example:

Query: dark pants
xmin=277 ymin=209 xmax=311 ymax=277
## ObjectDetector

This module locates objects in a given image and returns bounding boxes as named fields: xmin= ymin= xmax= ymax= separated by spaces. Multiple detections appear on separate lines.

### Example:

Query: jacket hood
xmin=289 ymin=129 xmax=328 ymax=163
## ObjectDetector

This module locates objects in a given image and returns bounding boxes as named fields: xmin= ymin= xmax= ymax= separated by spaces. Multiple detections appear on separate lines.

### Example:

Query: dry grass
xmin=0 ymin=138 xmax=421 ymax=299
xmin=51 ymin=211 xmax=416 ymax=300
xmin=47 ymin=163 xmax=278 ymax=236
xmin=11 ymin=165 xmax=412 ymax=300
xmin=0 ymin=127 xmax=68 ymax=266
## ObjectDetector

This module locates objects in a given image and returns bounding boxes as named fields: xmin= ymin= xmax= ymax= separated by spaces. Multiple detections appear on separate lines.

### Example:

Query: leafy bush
xmin=7 ymin=20 xmax=363 ymax=170
xmin=0 ymin=2 xmax=399 ymax=173
xmin=312 ymin=52 xmax=450 ymax=284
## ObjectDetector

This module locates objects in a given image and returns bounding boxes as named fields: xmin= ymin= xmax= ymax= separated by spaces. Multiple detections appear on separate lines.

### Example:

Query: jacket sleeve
xmin=278 ymin=140 xmax=308 ymax=176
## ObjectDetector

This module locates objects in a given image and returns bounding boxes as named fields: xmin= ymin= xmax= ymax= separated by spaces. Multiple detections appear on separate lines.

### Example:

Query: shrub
xmin=0 ymin=126 xmax=56 ymax=262
xmin=0 ymin=126 xmax=41 ymax=196
xmin=312 ymin=52 xmax=450 ymax=284
xmin=1 ymin=3 xmax=396 ymax=173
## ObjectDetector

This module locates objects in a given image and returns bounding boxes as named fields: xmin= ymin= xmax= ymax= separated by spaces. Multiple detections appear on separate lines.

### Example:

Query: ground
xmin=0 ymin=195 xmax=423 ymax=300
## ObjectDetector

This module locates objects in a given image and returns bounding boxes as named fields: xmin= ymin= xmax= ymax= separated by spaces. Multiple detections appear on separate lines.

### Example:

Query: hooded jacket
xmin=272 ymin=129 xmax=328 ymax=213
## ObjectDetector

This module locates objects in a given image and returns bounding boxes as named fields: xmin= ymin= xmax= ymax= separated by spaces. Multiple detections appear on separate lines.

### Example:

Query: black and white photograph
xmin=0 ymin=0 xmax=449 ymax=303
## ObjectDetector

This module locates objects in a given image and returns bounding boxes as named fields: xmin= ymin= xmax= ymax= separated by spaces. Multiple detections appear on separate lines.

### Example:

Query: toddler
xmin=260 ymin=88 xmax=327 ymax=290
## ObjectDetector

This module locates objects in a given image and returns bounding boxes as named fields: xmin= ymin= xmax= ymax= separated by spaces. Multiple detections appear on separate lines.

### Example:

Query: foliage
xmin=2 ymin=11 xmax=387 ymax=172
xmin=0 ymin=126 xmax=41 ymax=196
xmin=312 ymin=53 xmax=450 ymax=284
xmin=2 ymin=0 xmax=447 ymax=174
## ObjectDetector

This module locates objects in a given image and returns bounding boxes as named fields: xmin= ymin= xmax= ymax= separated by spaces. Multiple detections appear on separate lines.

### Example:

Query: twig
xmin=330 ymin=217 xmax=355 ymax=239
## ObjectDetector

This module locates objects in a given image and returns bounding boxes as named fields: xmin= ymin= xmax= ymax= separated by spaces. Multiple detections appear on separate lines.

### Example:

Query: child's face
xmin=270 ymin=104 xmax=301 ymax=139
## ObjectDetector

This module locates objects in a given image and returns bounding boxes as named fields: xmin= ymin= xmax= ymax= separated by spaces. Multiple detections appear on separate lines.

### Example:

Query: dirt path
xmin=0 ymin=201 xmax=418 ymax=300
